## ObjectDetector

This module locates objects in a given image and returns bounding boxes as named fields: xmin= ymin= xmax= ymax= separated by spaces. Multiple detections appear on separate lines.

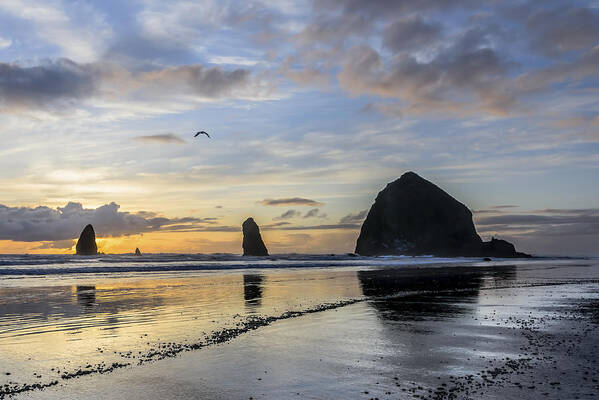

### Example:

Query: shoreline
xmin=11 ymin=279 xmax=599 ymax=400
xmin=1 ymin=259 xmax=598 ymax=399
xmin=3 ymin=280 xmax=599 ymax=398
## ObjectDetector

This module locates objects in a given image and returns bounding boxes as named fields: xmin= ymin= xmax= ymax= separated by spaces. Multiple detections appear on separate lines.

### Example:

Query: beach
xmin=1 ymin=256 xmax=598 ymax=399
xmin=2 ymin=0 xmax=598 ymax=398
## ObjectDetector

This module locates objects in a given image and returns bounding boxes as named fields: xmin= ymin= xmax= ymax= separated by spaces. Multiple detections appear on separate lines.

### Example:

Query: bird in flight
xmin=194 ymin=131 xmax=211 ymax=138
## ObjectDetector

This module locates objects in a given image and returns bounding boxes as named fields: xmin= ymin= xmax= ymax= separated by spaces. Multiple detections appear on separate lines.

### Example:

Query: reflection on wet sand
xmin=359 ymin=265 xmax=517 ymax=297
xmin=11 ymin=262 xmax=599 ymax=400
xmin=243 ymin=274 xmax=264 ymax=308
xmin=0 ymin=269 xmax=363 ymax=388
xmin=75 ymin=286 xmax=96 ymax=310
xmin=2 ymin=261 xmax=599 ymax=400
xmin=356 ymin=265 xmax=522 ymax=381
xmin=358 ymin=265 xmax=517 ymax=321
xmin=0 ymin=267 xmax=523 ymax=348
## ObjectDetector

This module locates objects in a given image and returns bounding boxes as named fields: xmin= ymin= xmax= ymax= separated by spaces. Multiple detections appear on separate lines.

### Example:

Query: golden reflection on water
xmin=2 ymin=261 xmax=594 ymax=391
xmin=0 ymin=270 xmax=363 ymax=383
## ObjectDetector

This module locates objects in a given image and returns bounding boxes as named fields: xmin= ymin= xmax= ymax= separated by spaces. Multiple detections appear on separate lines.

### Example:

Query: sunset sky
xmin=0 ymin=0 xmax=598 ymax=256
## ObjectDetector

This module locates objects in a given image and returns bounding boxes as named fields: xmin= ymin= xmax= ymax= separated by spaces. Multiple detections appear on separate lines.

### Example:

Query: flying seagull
xmin=194 ymin=131 xmax=211 ymax=138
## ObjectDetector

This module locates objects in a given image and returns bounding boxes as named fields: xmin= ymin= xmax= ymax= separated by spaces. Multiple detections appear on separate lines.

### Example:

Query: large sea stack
xmin=355 ymin=172 xmax=529 ymax=258
xmin=76 ymin=224 xmax=98 ymax=255
xmin=242 ymin=217 xmax=268 ymax=256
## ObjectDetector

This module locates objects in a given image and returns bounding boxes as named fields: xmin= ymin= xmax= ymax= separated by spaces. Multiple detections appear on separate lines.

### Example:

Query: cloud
xmin=0 ymin=59 xmax=100 ymax=111
xmin=313 ymin=0 xmax=470 ymax=19
xmin=111 ymin=0 xmax=288 ymax=68
xmin=274 ymin=209 xmax=301 ymax=220
xmin=526 ymin=6 xmax=599 ymax=57
xmin=337 ymin=28 xmax=515 ymax=115
xmin=475 ymin=208 xmax=599 ymax=256
xmin=272 ymin=208 xmax=328 ymax=222
xmin=0 ymin=58 xmax=262 ymax=112
xmin=285 ymin=233 xmax=312 ymax=242
xmin=299 ymin=0 xmax=469 ymax=55
xmin=209 ymin=56 xmax=259 ymax=66
xmin=284 ymin=1 xmax=599 ymax=119
xmin=135 ymin=64 xmax=252 ymax=98
xmin=162 ymin=225 xmax=240 ymax=233
xmin=0 ymin=0 xmax=113 ymax=62
xmin=0 ymin=36 xmax=12 ymax=49
xmin=553 ymin=115 xmax=599 ymax=128
xmin=383 ymin=16 xmax=441 ymax=53
xmin=474 ymin=209 xmax=501 ymax=215
xmin=296 ymin=0 xmax=515 ymax=116
xmin=474 ymin=205 xmax=518 ymax=214
xmin=35 ymin=239 xmax=76 ymax=249
xmin=260 ymin=197 xmax=324 ymax=207
xmin=3 ymin=1 xmax=597 ymax=122
xmin=0 ymin=202 xmax=218 ymax=242
xmin=296 ymin=12 xmax=370 ymax=46
xmin=264 ymin=221 xmax=291 ymax=228
xmin=510 ymin=44 xmax=599 ymax=95
xmin=303 ymin=208 xmax=327 ymax=219
xmin=279 ymin=56 xmax=330 ymax=88
xmin=276 ymin=223 xmax=360 ymax=231
xmin=533 ymin=208 xmax=599 ymax=215
xmin=476 ymin=213 xmax=599 ymax=226
xmin=2 ymin=0 xmax=598 ymax=122
xmin=133 ymin=133 xmax=186 ymax=144
xmin=339 ymin=209 xmax=368 ymax=224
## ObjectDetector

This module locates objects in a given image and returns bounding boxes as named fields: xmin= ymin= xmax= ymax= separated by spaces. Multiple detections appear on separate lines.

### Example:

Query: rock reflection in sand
xmin=75 ymin=285 xmax=96 ymax=310
xmin=243 ymin=274 xmax=264 ymax=309
xmin=358 ymin=265 xmax=517 ymax=321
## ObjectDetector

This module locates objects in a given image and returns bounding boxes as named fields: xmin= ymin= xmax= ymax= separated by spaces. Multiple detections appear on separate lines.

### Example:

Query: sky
xmin=0 ymin=0 xmax=598 ymax=256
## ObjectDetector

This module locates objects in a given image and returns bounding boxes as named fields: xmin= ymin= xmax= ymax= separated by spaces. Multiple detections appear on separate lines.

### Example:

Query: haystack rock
xmin=242 ymin=217 xmax=268 ymax=256
xmin=355 ymin=172 xmax=529 ymax=258
xmin=76 ymin=224 xmax=98 ymax=255
xmin=135 ymin=248 xmax=142 ymax=256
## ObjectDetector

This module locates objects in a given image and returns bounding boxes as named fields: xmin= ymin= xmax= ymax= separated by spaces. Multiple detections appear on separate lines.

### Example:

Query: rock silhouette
xmin=135 ymin=248 xmax=141 ymax=256
xmin=75 ymin=224 xmax=98 ymax=255
xmin=482 ymin=237 xmax=528 ymax=258
xmin=242 ymin=217 xmax=268 ymax=256
xmin=355 ymin=172 xmax=529 ymax=257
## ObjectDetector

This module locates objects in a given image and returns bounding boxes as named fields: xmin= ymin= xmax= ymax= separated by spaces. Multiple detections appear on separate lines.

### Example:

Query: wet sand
xmin=2 ymin=258 xmax=599 ymax=399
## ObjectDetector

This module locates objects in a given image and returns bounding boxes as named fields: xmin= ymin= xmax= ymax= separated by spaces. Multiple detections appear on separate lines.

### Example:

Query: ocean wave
xmin=0 ymin=254 xmax=484 ymax=276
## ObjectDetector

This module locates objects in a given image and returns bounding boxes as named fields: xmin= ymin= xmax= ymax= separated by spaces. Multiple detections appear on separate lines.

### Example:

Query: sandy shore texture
xmin=2 ymin=258 xmax=598 ymax=399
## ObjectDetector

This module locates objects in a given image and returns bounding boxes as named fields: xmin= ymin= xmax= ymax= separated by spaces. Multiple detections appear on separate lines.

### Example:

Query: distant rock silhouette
xmin=135 ymin=247 xmax=141 ymax=256
xmin=242 ymin=217 xmax=268 ymax=256
xmin=355 ymin=172 xmax=529 ymax=258
xmin=482 ymin=237 xmax=529 ymax=258
xmin=76 ymin=224 xmax=98 ymax=255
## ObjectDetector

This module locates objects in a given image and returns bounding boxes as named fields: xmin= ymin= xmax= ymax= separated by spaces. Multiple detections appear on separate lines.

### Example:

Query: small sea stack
xmin=242 ymin=217 xmax=268 ymax=256
xmin=75 ymin=224 xmax=98 ymax=255
xmin=135 ymin=248 xmax=142 ymax=256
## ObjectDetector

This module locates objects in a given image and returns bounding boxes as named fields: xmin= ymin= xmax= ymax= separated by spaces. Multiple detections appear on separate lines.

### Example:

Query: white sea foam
xmin=0 ymin=253 xmax=497 ymax=277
